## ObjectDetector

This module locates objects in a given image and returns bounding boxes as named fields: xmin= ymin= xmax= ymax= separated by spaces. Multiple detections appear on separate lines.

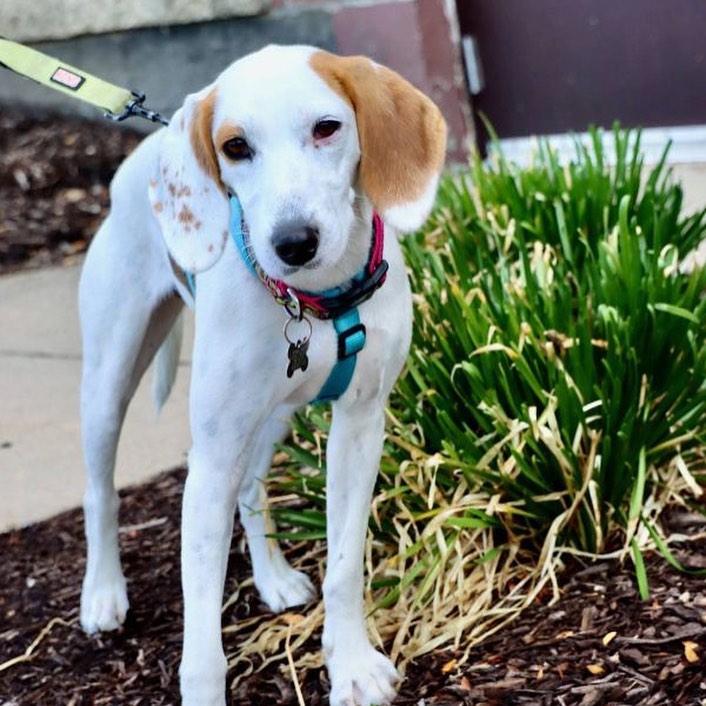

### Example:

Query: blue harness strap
xmin=186 ymin=270 xmax=197 ymax=299
xmin=314 ymin=309 xmax=367 ymax=404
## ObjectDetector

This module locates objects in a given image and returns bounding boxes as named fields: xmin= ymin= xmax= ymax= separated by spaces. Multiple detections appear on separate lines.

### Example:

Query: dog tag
xmin=283 ymin=308 xmax=312 ymax=378
xmin=287 ymin=338 xmax=310 ymax=378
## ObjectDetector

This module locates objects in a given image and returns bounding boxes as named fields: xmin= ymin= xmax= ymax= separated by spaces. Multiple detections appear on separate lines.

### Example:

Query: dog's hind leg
xmin=78 ymin=220 xmax=183 ymax=633
xmin=237 ymin=405 xmax=317 ymax=612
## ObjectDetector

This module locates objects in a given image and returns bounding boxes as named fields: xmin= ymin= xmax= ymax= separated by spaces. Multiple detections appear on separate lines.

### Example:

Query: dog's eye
xmin=222 ymin=137 xmax=252 ymax=161
xmin=313 ymin=119 xmax=341 ymax=141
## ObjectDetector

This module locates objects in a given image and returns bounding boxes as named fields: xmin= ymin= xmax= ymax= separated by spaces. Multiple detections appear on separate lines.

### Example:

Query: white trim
xmin=493 ymin=125 xmax=706 ymax=166
xmin=461 ymin=35 xmax=484 ymax=95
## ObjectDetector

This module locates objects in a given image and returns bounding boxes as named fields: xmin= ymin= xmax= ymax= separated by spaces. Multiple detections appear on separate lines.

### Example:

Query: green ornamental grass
xmin=229 ymin=126 xmax=706 ymax=677
xmin=394 ymin=127 xmax=706 ymax=590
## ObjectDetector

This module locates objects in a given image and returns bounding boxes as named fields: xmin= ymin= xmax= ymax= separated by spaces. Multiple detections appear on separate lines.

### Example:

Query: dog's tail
xmin=152 ymin=312 xmax=184 ymax=414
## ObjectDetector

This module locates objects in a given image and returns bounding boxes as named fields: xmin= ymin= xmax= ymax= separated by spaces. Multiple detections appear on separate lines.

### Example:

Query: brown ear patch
xmin=189 ymin=88 xmax=221 ymax=187
xmin=310 ymin=51 xmax=446 ymax=213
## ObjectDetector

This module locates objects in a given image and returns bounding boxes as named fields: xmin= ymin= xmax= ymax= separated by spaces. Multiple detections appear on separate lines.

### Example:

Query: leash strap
xmin=0 ymin=37 xmax=168 ymax=124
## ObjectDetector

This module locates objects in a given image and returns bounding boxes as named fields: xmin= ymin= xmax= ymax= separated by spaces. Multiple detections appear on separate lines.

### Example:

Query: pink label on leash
xmin=50 ymin=67 xmax=85 ymax=91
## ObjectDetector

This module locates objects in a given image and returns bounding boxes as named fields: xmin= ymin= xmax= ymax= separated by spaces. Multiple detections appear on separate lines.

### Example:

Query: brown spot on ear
xmin=310 ymin=51 xmax=446 ymax=213
xmin=178 ymin=203 xmax=196 ymax=225
xmin=152 ymin=201 xmax=164 ymax=213
xmin=189 ymin=88 xmax=221 ymax=187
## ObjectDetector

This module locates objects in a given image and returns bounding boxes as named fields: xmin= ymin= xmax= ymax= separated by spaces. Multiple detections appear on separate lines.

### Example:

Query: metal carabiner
xmin=105 ymin=91 xmax=170 ymax=126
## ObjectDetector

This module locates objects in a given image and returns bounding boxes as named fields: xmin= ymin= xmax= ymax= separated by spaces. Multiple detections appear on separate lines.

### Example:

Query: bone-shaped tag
xmin=286 ymin=338 xmax=310 ymax=378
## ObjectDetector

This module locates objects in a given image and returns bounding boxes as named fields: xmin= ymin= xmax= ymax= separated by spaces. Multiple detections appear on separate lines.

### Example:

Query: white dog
xmin=78 ymin=44 xmax=446 ymax=706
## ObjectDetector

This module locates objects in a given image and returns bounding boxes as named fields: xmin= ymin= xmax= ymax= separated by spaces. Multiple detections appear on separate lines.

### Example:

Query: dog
xmin=78 ymin=44 xmax=446 ymax=706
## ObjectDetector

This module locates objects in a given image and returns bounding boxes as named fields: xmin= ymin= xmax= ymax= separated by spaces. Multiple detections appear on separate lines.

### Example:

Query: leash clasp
xmin=105 ymin=91 xmax=170 ymax=126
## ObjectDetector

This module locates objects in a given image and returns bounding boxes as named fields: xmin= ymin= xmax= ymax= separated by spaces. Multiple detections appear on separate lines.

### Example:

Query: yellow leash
xmin=0 ymin=37 xmax=169 ymax=125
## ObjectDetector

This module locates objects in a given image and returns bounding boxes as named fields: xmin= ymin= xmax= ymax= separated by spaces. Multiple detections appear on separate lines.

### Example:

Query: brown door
xmin=457 ymin=0 xmax=706 ymax=151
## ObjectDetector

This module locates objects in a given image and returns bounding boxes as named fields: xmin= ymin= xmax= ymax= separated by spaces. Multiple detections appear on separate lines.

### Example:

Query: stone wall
xmin=1 ymin=0 xmax=267 ymax=42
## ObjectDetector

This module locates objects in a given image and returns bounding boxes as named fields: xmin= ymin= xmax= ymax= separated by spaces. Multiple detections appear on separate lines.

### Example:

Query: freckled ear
xmin=310 ymin=52 xmax=447 ymax=232
xmin=149 ymin=87 xmax=230 ymax=273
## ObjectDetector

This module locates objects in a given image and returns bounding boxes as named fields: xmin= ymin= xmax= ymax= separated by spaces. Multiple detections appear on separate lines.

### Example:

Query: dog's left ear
xmin=311 ymin=52 xmax=447 ymax=232
xmin=149 ymin=86 xmax=230 ymax=273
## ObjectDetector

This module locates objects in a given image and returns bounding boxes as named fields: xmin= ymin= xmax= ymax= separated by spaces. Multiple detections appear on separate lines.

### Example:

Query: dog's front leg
xmin=179 ymin=444 xmax=241 ymax=706
xmin=323 ymin=401 xmax=400 ymax=706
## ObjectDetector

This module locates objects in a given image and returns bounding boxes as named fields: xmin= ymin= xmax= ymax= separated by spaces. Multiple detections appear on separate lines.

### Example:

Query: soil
xmin=0 ymin=107 xmax=142 ymax=274
xmin=2 ymin=107 xmax=706 ymax=706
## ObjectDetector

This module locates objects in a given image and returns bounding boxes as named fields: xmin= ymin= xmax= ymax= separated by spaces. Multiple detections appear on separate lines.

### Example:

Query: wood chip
xmin=602 ymin=630 xmax=617 ymax=646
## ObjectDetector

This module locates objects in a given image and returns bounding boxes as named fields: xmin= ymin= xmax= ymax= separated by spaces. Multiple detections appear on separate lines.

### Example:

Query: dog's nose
xmin=272 ymin=222 xmax=319 ymax=267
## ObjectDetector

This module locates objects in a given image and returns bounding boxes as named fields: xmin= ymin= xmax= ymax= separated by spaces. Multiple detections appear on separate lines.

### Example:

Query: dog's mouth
xmin=279 ymin=258 xmax=321 ymax=277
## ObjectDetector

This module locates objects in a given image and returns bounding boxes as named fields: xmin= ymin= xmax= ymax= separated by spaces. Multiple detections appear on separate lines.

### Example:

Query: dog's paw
xmin=80 ymin=574 xmax=129 ymax=633
xmin=327 ymin=645 xmax=400 ymax=706
xmin=256 ymin=561 xmax=316 ymax=613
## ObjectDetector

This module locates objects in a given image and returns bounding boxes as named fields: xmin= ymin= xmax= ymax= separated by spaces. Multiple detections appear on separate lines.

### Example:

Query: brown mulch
xmin=2 ymin=107 xmax=706 ymax=705
xmin=0 ymin=107 xmax=142 ymax=274
xmin=2 ymin=468 xmax=706 ymax=706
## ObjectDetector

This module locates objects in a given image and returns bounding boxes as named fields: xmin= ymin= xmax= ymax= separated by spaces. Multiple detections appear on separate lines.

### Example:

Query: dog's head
xmin=150 ymin=45 xmax=446 ymax=290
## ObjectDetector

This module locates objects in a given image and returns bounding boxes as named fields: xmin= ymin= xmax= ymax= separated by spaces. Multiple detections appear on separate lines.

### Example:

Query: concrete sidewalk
xmin=0 ymin=261 xmax=194 ymax=532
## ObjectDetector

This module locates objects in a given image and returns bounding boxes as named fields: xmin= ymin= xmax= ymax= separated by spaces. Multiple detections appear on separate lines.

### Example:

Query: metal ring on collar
xmin=283 ymin=315 xmax=312 ymax=345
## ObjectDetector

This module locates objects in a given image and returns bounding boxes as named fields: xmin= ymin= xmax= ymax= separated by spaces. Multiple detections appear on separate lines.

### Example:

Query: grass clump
xmin=227 ymin=127 xmax=706 ymax=678
xmin=393 ymin=128 xmax=706 ymax=591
